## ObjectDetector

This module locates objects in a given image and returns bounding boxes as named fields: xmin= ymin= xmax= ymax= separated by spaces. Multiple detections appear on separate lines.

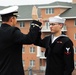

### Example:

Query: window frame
xmin=74 ymin=47 xmax=76 ymax=54
xmin=19 ymin=21 xmax=25 ymax=28
xmin=74 ymin=19 xmax=76 ymax=26
xmin=29 ymin=60 xmax=35 ymax=67
xmin=22 ymin=60 xmax=25 ymax=66
xmin=30 ymin=47 xmax=35 ymax=53
xmin=74 ymin=33 xmax=76 ymax=40
xmin=22 ymin=47 xmax=25 ymax=53
xmin=45 ymin=22 xmax=49 ymax=29
xmin=46 ymin=8 xmax=54 ymax=14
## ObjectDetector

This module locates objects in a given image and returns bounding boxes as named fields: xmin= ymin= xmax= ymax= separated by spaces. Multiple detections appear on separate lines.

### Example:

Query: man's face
xmin=49 ymin=23 xmax=62 ymax=34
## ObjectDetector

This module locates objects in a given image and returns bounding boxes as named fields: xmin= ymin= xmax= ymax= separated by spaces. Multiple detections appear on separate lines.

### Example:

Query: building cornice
xmin=38 ymin=6 xmax=72 ymax=8
xmin=17 ymin=18 xmax=32 ymax=21
xmin=61 ymin=17 xmax=76 ymax=19
xmin=0 ymin=18 xmax=33 ymax=21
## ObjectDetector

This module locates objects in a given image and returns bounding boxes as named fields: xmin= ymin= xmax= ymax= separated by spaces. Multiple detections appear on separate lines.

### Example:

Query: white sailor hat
xmin=49 ymin=16 xmax=66 ymax=23
xmin=0 ymin=6 xmax=19 ymax=17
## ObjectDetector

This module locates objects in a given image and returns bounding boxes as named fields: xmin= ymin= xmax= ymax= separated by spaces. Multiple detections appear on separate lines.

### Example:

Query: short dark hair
xmin=1 ymin=15 xmax=13 ymax=22
xmin=1 ymin=12 xmax=18 ymax=22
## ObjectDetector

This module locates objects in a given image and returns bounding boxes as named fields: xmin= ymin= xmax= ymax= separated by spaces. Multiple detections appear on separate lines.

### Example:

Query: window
xmin=0 ymin=22 xmax=1 ymax=27
xmin=22 ymin=60 xmax=25 ymax=66
xmin=30 ymin=47 xmax=35 ymax=53
xmin=74 ymin=19 xmax=76 ymax=26
xmin=22 ymin=47 xmax=25 ymax=53
xmin=74 ymin=61 xmax=76 ymax=67
xmin=19 ymin=21 xmax=25 ymax=27
xmin=45 ymin=22 xmax=49 ymax=29
xmin=30 ymin=60 xmax=35 ymax=67
xmin=74 ymin=47 xmax=76 ymax=54
xmin=46 ymin=8 xmax=54 ymax=14
xmin=41 ymin=51 xmax=45 ymax=57
xmin=74 ymin=33 xmax=76 ymax=40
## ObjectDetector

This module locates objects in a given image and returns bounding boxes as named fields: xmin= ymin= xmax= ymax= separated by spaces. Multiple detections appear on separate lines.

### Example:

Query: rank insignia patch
xmin=57 ymin=41 xmax=62 ymax=43
xmin=64 ymin=47 xmax=71 ymax=55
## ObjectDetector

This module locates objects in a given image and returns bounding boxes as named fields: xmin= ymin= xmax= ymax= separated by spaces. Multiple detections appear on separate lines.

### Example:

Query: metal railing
xmin=24 ymin=67 xmax=45 ymax=75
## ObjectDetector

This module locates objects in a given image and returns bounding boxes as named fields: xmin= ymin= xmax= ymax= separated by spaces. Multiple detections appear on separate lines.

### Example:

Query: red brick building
xmin=0 ymin=0 xmax=76 ymax=72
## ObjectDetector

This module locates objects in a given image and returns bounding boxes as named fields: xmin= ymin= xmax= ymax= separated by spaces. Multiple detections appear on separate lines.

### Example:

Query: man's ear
xmin=59 ymin=23 xmax=63 ymax=28
xmin=9 ymin=17 xmax=13 ymax=22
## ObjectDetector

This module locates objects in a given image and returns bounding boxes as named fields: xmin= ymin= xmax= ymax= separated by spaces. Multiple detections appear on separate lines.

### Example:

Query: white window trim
xmin=22 ymin=60 xmax=25 ymax=66
xmin=0 ymin=22 xmax=1 ymax=27
xmin=29 ymin=60 xmax=35 ymax=67
xmin=45 ymin=22 xmax=49 ymax=29
xmin=22 ymin=47 xmax=25 ymax=53
xmin=45 ymin=8 xmax=54 ymax=14
xmin=41 ymin=51 xmax=45 ymax=57
xmin=19 ymin=21 xmax=25 ymax=28
xmin=74 ymin=19 xmax=76 ymax=26
xmin=74 ymin=61 xmax=76 ymax=69
xmin=30 ymin=47 xmax=35 ymax=53
xmin=74 ymin=33 xmax=76 ymax=40
xmin=74 ymin=47 xmax=76 ymax=54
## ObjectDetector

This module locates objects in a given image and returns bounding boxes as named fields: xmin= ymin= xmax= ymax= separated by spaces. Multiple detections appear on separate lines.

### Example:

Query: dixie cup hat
xmin=49 ymin=16 xmax=66 ymax=24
